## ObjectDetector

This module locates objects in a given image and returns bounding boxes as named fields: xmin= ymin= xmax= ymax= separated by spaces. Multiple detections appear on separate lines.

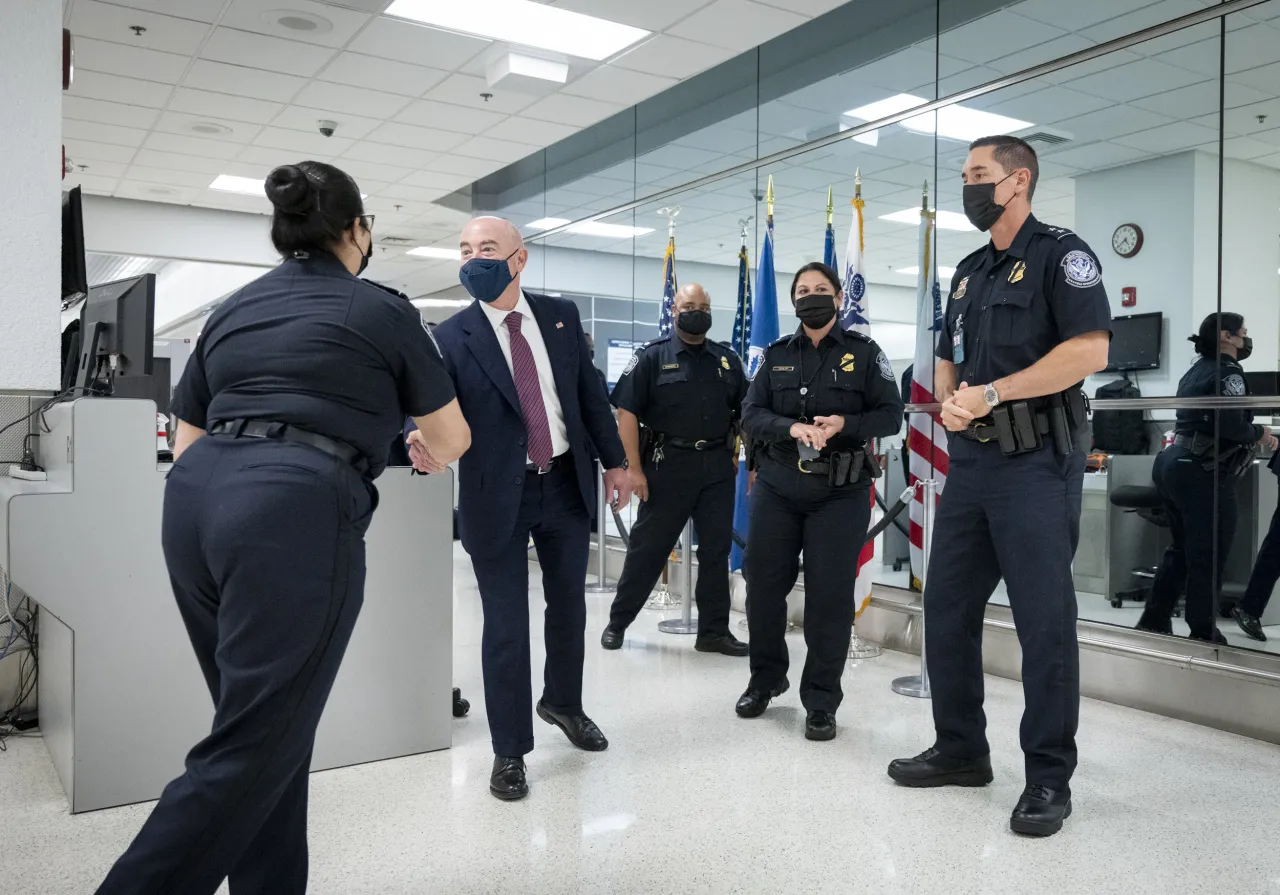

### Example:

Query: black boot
xmin=1010 ymin=784 xmax=1072 ymax=836
xmin=490 ymin=756 xmax=528 ymax=801
xmin=887 ymin=747 xmax=993 ymax=787
xmin=1232 ymin=608 xmax=1267 ymax=642
xmin=735 ymin=678 xmax=789 ymax=718
xmin=1135 ymin=608 xmax=1173 ymax=635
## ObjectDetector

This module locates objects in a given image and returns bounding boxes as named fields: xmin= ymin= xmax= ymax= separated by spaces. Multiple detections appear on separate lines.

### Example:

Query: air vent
xmin=1018 ymin=127 xmax=1073 ymax=147
xmin=378 ymin=236 xmax=418 ymax=244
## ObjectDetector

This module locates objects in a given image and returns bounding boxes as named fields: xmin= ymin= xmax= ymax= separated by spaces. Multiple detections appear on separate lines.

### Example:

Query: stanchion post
xmin=658 ymin=519 xmax=698 ymax=634
xmin=892 ymin=479 xmax=935 ymax=697
xmin=585 ymin=462 xmax=616 ymax=594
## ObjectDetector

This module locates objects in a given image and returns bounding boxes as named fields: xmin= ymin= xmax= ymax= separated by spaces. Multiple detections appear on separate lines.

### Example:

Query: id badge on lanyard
xmin=952 ymin=313 xmax=965 ymax=365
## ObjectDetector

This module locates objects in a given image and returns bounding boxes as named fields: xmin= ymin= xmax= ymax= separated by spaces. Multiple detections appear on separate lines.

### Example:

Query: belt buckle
xmin=694 ymin=440 xmax=708 ymax=451
xmin=968 ymin=424 xmax=994 ymax=444
xmin=797 ymin=458 xmax=812 ymax=474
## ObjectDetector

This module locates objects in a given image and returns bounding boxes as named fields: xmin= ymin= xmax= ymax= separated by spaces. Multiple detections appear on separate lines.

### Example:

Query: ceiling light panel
xmin=527 ymin=218 xmax=655 ymax=239
xmin=845 ymin=93 xmax=1033 ymax=144
xmin=879 ymin=208 xmax=976 ymax=232
xmin=383 ymin=0 xmax=650 ymax=61
xmin=406 ymin=247 xmax=462 ymax=259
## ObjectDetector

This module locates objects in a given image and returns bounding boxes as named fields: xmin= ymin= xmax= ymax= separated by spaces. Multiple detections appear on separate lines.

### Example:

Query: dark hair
xmin=1189 ymin=312 xmax=1244 ymax=357
xmin=969 ymin=135 xmax=1039 ymax=201
xmin=790 ymin=261 xmax=841 ymax=299
xmin=265 ymin=161 xmax=365 ymax=258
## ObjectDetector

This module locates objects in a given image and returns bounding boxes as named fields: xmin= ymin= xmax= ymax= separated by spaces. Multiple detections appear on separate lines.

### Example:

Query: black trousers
xmin=925 ymin=438 xmax=1083 ymax=791
xmin=1241 ymin=501 xmax=1280 ymax=618
xmin=468 ymin=460 xmax=590 ymax=757
xmin=609 ymin=448 xmax=737 ymax=635
xmin=1147 ymin=445 xmax=1237 ymax=639
xmin=743 ymin=458 xmax=869 ymax=714
xmin=97 ymin=436 xmax=374 ymax=895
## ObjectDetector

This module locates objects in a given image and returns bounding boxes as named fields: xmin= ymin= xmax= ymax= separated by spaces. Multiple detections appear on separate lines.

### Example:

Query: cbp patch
xmin=622 ymin=352 xmax=640 ymax=377
xmin=1225 ymin=374 xmax=1247 ymax=397
xmin=1062 ymin=250 xmax=1101 ymax=288
xmin=877 ymin=352 xmax=895 ymax=382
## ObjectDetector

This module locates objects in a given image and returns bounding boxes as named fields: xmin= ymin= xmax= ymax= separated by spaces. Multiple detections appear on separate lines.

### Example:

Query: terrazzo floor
xmin=3 ymin=544 xmax=1279 ymax=894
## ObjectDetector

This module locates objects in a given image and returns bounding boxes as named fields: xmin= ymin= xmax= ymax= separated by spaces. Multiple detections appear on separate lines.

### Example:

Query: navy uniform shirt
xmin=610 ymin=335 xmax=747 ymax=441
xmin=171 ymin=250 xmax=455 ymax=479
xmin=1173 ymin=355 xmax=1259 ymax=445
xmin=937 ymin=214 xmax=1112 ymax=385
xmin=743 ymin=325 xmax=904 ymax=456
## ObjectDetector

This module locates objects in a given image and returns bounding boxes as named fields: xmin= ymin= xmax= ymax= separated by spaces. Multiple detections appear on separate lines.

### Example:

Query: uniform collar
xmin=984 ymin=212 xmax=1039 ymax=263
xmin=788 ymin=322 xmax=848 ymax=347
xmin=671 ymin=334 xmax=708 ymax=357
xmin=287 ymin=248 xmax=354 ymax=279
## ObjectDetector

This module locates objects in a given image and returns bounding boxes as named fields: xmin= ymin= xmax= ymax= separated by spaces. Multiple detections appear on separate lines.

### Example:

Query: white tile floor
xmin=4 ymin=544 xmax=1280 ymax=894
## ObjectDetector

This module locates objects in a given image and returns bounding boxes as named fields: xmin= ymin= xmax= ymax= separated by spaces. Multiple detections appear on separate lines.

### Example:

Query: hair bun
xmin=265 ymin=164 xmax=314 ymax=215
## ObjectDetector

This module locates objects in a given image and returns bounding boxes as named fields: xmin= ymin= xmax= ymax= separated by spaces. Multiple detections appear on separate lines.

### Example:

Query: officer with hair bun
xmin=96 ymin=161 xmax=470 ymax=895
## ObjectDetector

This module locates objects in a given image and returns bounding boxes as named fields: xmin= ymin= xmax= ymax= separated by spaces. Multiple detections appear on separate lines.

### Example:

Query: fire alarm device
xmin=1121 ymin=287 xmax=1137 ymax=308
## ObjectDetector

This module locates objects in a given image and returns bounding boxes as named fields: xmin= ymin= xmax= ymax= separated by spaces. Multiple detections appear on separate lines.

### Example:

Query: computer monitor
xmin=1105 ymin=312 xmax=1163 ymax=373
xmin=73 ymin=274 xmax=156 ymax=393
xmin=62 ymin=186 xmax=88 ymax=302
xmin=111 ymin=356 xmax=172 ymax=416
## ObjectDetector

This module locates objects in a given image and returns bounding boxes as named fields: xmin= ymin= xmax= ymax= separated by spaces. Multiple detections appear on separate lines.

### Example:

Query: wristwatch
xmin=983 ymin=383 xmax=1001 ymax=408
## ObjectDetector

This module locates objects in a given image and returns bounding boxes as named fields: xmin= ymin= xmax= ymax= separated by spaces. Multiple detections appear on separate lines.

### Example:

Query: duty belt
xmin=209 ymin=419 xmax=369 ymax=474
xmin=660 ymin=436 xmax=727 ymax=451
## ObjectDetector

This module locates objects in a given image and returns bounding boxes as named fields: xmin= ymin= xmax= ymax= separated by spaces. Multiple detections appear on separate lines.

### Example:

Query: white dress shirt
xmin=479 ymin=294 xmax=570 ymax=463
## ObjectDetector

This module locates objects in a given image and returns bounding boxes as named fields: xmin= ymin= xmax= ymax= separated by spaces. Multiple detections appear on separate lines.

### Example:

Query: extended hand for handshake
xmin=407 ymin=429 xmax=449 ymax=474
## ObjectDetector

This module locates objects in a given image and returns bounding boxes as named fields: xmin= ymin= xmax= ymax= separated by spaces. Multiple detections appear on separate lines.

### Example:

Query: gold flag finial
xmin=766 ymin=175 xmax=774 ymax=220
xmin=921 ymin=179 xmax=929 ymax=211
xmin=854 ymin=168 xmax=862 ymax=201
xmin=826 ymin=186 xmax=834 ymax=225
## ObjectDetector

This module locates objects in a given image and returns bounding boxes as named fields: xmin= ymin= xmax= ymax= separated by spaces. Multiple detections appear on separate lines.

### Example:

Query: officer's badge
xmin=877 ymin=352 xmax=895 ymax=382
xmin=1225 ymin=374 xmax=1247 ymax=397
xmin=1062 ymin=250 xmax=1101 ymax=288
xmin=953 ymin=276 xmax=969 ymax=299
xmin=622 ymin=352 xmax=640 ymax=376
xmin=840 ymin=353 xmax=855 ymax=373
xmin=1008 ymin=261 xmax=1025 ymax=284
xmin=721 ymin=356 xmax=730 ymax=370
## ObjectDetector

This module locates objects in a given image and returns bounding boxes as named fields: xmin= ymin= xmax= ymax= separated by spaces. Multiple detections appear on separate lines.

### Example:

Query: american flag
xmin=730 ymin=241 xmax=752 ymax=359
xmin=908 ymin=204 xmax=948 ymax=585
xmin=657 ymin=236 xmax=677 ymax=337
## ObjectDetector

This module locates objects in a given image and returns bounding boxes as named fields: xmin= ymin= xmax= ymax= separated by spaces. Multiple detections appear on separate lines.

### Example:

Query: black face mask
xmin=1236 ymin=334 xmax=1253 ymax=362
xmin=356 ymin=227 xmax=373 ymax=276
xmin=676 ymin=310 xmax=712 ymax=337
xmin=795 ymin=294 xmax=837 ymax=329
xmin=962 ymin=171 xmax=1017 ymax=232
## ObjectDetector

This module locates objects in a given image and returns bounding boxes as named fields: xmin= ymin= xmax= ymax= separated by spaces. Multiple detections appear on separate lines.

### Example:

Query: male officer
xmin=601 ymin=283 xmax=748 ymax=656
xmin=887 ymin=136 xmax=1112 ymax=837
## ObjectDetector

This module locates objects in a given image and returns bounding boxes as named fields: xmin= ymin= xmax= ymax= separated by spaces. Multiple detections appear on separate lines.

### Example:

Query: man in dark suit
xmin=406 ymin=216 xmax=630 ymax=802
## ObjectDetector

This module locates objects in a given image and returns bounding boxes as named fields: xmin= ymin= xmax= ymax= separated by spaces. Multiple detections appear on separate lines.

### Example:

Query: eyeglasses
xmin=359 ymin=214 xmax=376 ymax=234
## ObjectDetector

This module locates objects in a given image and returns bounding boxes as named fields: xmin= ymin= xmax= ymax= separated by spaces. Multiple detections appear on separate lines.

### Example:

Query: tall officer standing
xmin=96 ymin=162 xmax=470 ymax=894
xmin=601 ymin=283 xmax=749 ymax=656
xmin=737 ymin=262 xmax=903 ymax=741
xmin=887 ymin=136 xmax=1112 ymax=837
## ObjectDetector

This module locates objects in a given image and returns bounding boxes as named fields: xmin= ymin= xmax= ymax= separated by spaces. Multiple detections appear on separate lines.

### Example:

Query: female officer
xmin=97 ymin=162 xmax=471 ymax=895
xmin=736 ymin=262 xmax=903 ymax=741
xmin=1137 ymin=313 xmax=1276 ymax=643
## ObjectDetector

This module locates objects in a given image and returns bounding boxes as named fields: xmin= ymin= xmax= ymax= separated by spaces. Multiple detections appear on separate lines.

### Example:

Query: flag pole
xmin=766 ymin=175 xmax=774 ymax=223
xmin=826 ymin=185 xmax=834 ymax=226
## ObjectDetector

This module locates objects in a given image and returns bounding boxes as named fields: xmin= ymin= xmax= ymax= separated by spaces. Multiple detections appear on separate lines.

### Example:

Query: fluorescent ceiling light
xmin=844 ymin=93 xmax=1032 ymax=144
xmin=897 ymin=265 xmax=958 ymax=278
xmin=384 ymin=0 xmax=649 ymax=62
xmin=527 ymin=217 xmax=654 ymax=239
xmin=208 ymin=174 xmax=366 ymax=199
xmin=412 ymin=298 xmax=472 ymax=309
xmin=406 ymin=246 xmax=462 ymax=260
xmin=879 ymin=208 xmax=976 ymax=232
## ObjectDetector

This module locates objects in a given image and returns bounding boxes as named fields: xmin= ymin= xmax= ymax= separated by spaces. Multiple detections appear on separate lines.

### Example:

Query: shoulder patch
xmin=1062 ymin=250 xmax=1101 ymax=288
xmin=622 ymin=352 xmax=640 ymax=377
xmin=1224 ymin=373 xmax=1247 ymax=397
xmin=877 ymin=352 xmax=895 ymax=382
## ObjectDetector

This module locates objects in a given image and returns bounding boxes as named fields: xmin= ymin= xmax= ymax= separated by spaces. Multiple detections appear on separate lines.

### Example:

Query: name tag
xmin=772 ymin=365 xmax=795 ymax=372
xmin=661 ymin=363 xmax=680 ymax=370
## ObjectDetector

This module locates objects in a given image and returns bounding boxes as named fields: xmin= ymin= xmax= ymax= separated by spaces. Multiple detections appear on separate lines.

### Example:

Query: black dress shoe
xmin=452 ymin=687 xmax=470 ymax=718
xmin=805 ymin=710 xmax=837 ymax=741
xmin=695 ymin=631 xmax=749 ymax=657
xmin=536 ymin=700 xmax=609 ymax=751
xmin=1010 ymin=783 xmax=1072 ymax=836
xmin=1190 ymin=627 xmax=1229 ymax=645
xmin=735 ymin=678 xmax=789 ymax=718
xmin=600 ymin=626 xmax=625 ymax=650
xmin=1134 ymin=609 xmax=1173 ymax=635
xmin=490 ymin=756 xmax=528 ymax=801
xmin=887 ymin=747 xmax=994 ymax=787
xmin=1233 ymin=608 xmax=1267 ymax=642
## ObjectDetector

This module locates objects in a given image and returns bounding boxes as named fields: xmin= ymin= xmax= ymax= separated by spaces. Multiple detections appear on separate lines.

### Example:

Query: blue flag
xmin=823 ymin=219 xmax=838 ymax=272
xmin=657 ymin=237 xmax=677 ymax=337
xmin=731 ymin=243 xmax=752 ymax=359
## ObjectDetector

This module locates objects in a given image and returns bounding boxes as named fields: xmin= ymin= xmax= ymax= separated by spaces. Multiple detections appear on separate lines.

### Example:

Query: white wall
xmin=82 ymin=196 xmax=277 ymax=268
xmin=1221 ymin=157 xmax=1280 ymax=373
xmin=1 ymin=0 xmax=61 ymax=390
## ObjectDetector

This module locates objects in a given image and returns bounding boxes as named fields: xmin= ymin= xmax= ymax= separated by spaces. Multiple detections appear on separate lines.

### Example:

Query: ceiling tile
xmin=1223 ymin=136 xmax=1280 ymax=160
xmin=341 ymin=141 xmax=441 ymax=169
xmin=62 ymin=119 xmax=150 ymax=148
xmin=425 ymin=74 xmax=538 ymax=114
xmin=92 ymin=0 xmax=223 ymax=22
xmin=154 ymin=111 xmax=262 ymax=144
xmin=63 ymin=139 xmax=139 ymax=165
xmin=365 ymin=121 xmax=470 ymax=152
xmin=199 ymin=191 xmax=273 ymax=214
xmin=371 ymin=184 xmax=455 ymax=203
xmin=131 ymin=149 xmax=235 ymax=174
xmin=1113 ymin=120 xmax=1221 ymax=153
xmin=523 ymin=94 xmax=624 ymax=128
xmin=1038 ymin=141 xmax=1150 ymax=171
xmin=294 ymin=81 xmax=414 ymax=119
xmin=347 ymin=17 xmax=490 ymax=69
xmin=200 ymin=27 xmax=340 ymax=77
xmin=401 ymin=169 xmax=475 ymax=190
xmin=450 ymin=135 xmax=541 ymax=164
xmin=184 ymin=60 xmax=309 ymax=103
xmin=63 ymin=172 xmax=121 ymax=195
xmin=983 ymin=86 xmax=1114 ymax=126
xmin=270 ymin=105 xmax=384 ymax=140
xmin=1009 ymin=0 xmax=1157 ymax=31
xmin=69 ymin=1 xmax=212 ymax=56
xmin=72 ymin=37 xmax=191 ymax=84
xmin=1064 ymin=58 xmax=1210 ymax=103
xmin=421 ymin=154 xmax=503 ymax=177
xmin=1226 ymin=23 xmax=1280 ymax=75
xmin=548 ymin=0 xmax=708 ymax=31
xmin=563 ymin=65 xmax=677 ymax=105
xmin=984 ymin=34 xmax=1098 ymax=77
xmin=69 ymin=70 xmax=174 ymax=108
xmin=337 ymin=159 xmax=418 ymax=183
xmin=252 ymin=126 xmax=357 ymax=157
xmin=1230 ymin=61 xmax=1280 ymax=94
xmin=1080 ymin=0 xmax=1211 ymax=44
xmin=168 ymin=88 xmax=286 ymax=125
xmin=613 ymin=35 xmax=737 ymax=79
xmin=318 ymin=52 xmax=450 ymax=97
xmin=62 ymin=96 xmax=161 ymax=130
xmin=235 ymin=144 xmax=338 ymax=167
xmin=483 ymin=116 xmax=576 ymax=146
xmin=394 ymin=99 xmax=508 ymax=134
xmin=940 ymin=12 xmax=1068 ymax=65
xmin=123 ymin=166 xmax=222 ymax=187
xmin=667 ymin=0 xmax=808 ymax=52
xmin=218 ymin=0 xmax=374 ymax=47
xmin=1152 ymin=37 xmax=1221 ymax=78
xmin=143 ymin=132 xmax=244 ymax=160
xmin=1052 ymin=104 xmax=1176 ymax=144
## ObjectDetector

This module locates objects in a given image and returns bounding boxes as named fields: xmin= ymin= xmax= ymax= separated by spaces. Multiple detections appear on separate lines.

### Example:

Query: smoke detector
xmin=261 ymin=9 xmax=334 ymax=35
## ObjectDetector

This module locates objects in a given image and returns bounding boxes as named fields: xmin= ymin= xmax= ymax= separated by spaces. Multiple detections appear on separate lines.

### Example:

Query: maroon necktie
xmin=504 ymin=312 xmax=554 ymax=469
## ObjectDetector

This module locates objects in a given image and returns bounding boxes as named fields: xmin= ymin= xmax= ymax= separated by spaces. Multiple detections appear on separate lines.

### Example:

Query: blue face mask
xmin=459 ymin=249 xmax=520 ymax=302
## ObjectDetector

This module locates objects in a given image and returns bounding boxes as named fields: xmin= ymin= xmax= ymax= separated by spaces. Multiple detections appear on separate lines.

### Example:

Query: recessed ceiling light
xmin=384 ymin=0 xmax=649 ymax=62
xmin=527 ymin=217 xmax=654 ymax=239
xmin=880 ymin=208 xmax=976 ymax=232
xmin=146 ymin=187 xmax=178 ymax=196
xmin=262 ymin=9 xmax=333 ymax=34
xmin=406 ymin=246 xmax=462 ymax=260
xmin=844 ymin=93 xmax=1033 ymax=144
xmin=190 ymin=122 xmax=232 ymax=136
xmin=209 ymin=174 xmax=266 ymax=197
xmin=412 ymin=298 xmax=472 ymax=309
xmin=897 ymin=265 xmax=958 ymax=278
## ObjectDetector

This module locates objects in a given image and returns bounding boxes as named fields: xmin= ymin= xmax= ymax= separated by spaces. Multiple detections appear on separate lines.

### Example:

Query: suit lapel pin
xmin=555 ymin=321 xmax=564 ymax=329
